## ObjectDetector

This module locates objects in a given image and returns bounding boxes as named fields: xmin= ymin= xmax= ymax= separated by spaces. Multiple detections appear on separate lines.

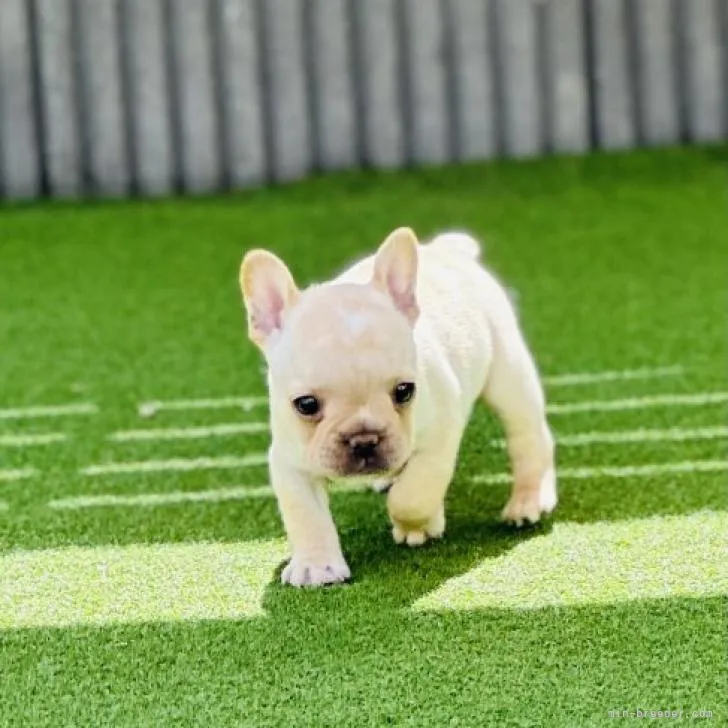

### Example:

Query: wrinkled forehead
xmin=268 ymin=284 xmax=416 ymax=392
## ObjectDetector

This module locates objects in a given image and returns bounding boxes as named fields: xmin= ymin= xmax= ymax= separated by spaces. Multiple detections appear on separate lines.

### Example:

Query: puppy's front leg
xmin=270 ymin=448 xmax=350 ymax=587
xmin=386 ymin=439 xmax=459 ymax=546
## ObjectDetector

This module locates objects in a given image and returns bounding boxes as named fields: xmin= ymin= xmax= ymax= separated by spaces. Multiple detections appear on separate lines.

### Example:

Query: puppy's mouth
xmin=345 ymin=456 xmax=390 ymax=477
xmin=338 ymin=452 xmax=411 ymax=479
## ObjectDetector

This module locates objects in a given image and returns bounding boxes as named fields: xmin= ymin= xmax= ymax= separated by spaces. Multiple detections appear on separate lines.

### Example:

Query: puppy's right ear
xmin=372 ymin=227 xmax=419 ymax=325
xmin=239 ymin=249 xmax=299 ymax=349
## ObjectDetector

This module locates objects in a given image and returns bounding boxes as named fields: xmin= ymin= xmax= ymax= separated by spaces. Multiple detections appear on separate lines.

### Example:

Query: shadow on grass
xmin=260 ymin=456 xmax=728 ymax=620
xmin=260 ymin=478 xmax=553 ymax=620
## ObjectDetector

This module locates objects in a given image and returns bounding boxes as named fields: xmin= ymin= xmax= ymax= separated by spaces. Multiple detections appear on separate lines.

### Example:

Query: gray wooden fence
xmin=0 ymin=0 xmax=725 ymax=200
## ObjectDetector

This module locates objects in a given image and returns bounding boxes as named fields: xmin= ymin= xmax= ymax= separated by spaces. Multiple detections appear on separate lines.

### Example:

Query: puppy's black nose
xmin=345 ymin=431 xmax=381 ymax=460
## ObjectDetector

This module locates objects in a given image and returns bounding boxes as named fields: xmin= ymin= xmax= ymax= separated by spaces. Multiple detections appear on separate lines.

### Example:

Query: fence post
xmin=0 ymin=0 xmax=40 ymax=199
xmin=544 ymin=0 xmax=589 ymax=153
xmin=683 ymin=0 xmax=726 ymax=142
xmin=307 ymin=0 xmax=358 ymax=171
xmin=448 ymin=0 xmax=498 ymax=161
xmin=352 ymin=0 xmax=405 ymax=169
xmin=216 ymin=0 xmax=267 ymax=188
xmin=168 ymin=0 xmax=222 ymax=194
xmin=494 ymin=0 xmax=544 ymax=157
xmin=33 ymin=0 xmax=82 ymax=198
xmin=591 ymin=0 xmax=637 ymax=149
xmin=122 ymin=0 xmax=174 ymax=197
xmin=633 ymin=0 xmax=680 ymax=145
xmin=259 ymin=0 xmax=311 ymax=182
xmin=75 ymin=0 xmax=130 ymax=196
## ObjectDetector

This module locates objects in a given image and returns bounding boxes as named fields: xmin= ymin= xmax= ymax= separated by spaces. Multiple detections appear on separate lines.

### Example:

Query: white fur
xmin=240 ymin=229 xmax=557 ymax=587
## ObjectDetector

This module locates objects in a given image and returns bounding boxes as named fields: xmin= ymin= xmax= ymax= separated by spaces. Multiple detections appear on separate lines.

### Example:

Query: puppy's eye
xmin=292 ymin=395 xmax=321 ymax=418
xmin=392 ymin=382 xmax=416 ymax=406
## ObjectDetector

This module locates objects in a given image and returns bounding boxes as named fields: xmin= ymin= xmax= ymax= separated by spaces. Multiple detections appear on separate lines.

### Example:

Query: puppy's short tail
xmin=428 ymin=232 xmax=482 ymax=260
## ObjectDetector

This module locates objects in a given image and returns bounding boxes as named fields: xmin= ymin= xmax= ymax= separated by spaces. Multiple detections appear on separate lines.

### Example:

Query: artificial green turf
xmin=1 ymin=147 xmax=726 ymax=726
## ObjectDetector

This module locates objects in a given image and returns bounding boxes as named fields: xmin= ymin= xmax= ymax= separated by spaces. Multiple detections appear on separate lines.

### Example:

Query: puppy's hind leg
xmin=483 ymin=331 xmax=557 ymax=526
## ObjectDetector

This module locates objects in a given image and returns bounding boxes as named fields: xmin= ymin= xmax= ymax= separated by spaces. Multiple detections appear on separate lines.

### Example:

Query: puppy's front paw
xmin=391 ymin=508 xmax=445 ymax=547
xmin=281 ymin=554 xmax=351 ymax=587
xmin=501 ymin=468 xmax=557 ymax=527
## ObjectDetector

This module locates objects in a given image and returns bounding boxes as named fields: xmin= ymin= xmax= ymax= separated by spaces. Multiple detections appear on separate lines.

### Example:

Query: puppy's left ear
xmin=239 ymin=249 xmax=299 ymax=349
xmin=371 ymin=227 xmax=419 ymax=325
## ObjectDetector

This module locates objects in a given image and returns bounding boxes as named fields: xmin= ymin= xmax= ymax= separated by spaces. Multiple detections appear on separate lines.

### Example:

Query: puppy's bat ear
xmin=372 ymin=227 xmax=419 ymax=325
xmin=239 ymin=249 xmax=299 ymax=349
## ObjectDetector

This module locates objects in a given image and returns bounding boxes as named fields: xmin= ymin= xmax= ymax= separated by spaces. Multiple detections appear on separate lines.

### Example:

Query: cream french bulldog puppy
xmin=239 ymin=228 xmax=556 ymax=587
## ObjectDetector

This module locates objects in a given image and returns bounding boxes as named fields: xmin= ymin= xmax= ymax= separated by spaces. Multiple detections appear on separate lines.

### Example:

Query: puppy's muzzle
xmin=340 ymin=430 xmax=389 ymax=475
xmin=346 ymin=431 xmax=380 ymax=460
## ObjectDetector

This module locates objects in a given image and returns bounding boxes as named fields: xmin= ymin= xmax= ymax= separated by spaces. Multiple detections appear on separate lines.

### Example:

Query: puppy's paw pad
xmin=392 ymin=513 xmax=445 ymax=547
xmin=501 ymin=491 xmax=557 ymax=527
xmin=392 ymin=525 xmax=427 ymax=547
xmin=501 ymin=497 xmax=541 ymax=527
xmin=502 ymin=468 xmax=558 ymax=527
xmin=281 ymin=557 xmax=351 ymax=587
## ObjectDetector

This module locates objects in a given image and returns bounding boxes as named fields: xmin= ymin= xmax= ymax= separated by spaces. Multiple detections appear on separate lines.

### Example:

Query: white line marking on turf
xmin=548 ymin=391 xmax=728 ymax=415
xmin=50 ymin=486 xmax=271 ymax=509
xmin=0 ymin=432 xmax=68 ymax=447
xmin=543 ymin=365 xmax=683 ymax=387
xmin=80 ymin=454 xmax=269 ymax=476
xmin=138 ymin=396 xmax=267 ymax=417
xmin=0 ymin=403 xmax=97 ymax=420
xmin=491 ymin=426 xmax=728 ymax=449
xmin=48 ymin=480 xmax=371 ymax=510
xmin=109 ymin=422 xmax=269 ymax=442
xmin=474 ymin=459 xmax=728 ymax=485
xmin=411 ymin=511 xmax=728 ymax=613
xmin=0 ymin=468 xmax=37 ymax=482
xmin=0 ymin=538 xmax=288 ymax=629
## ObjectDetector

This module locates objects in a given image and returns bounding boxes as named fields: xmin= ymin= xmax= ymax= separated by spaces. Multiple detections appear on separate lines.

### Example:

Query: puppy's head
xmin=240 ymin=228 xmax=420 ymax=479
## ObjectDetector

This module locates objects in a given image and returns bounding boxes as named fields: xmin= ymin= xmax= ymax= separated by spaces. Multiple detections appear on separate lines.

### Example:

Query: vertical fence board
xmin=217 ymin=0 xmax=266 ymax=187
xmin=260 ymin=0 xmax=311 ymax=182
xmin=34 ymin=0 xmax=81 ymax=197
xmin=634 ymin=0 xmax=679 ymax=144
xmin=448 ymin=0 xmax=497 ymax=161
xmin=308 ymin=0 xmax=357 ymax=170
xmin=683 ymin=0 xmax=725 ymax=141
xmin=123 ymin=0 xmax=173 ymax=196
xmin=76 ymin=0 xmax=129 ymax=196
xmin=402 ymin=0 xmax=449 ymax=164
xmin=168 ymin=0 xmax=221 ymax=193
xmin=353 ymin=0 xmax=405 ymax=168
xmin=0 ymin=0 xmax=40 ymax=199
xmin=544 ymin=0 xmax=589 ymax=153
xmin=495 ymin=0 xmax=542 ymax=157
xmin=591 ymin=0 xmax=636 ymax=149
